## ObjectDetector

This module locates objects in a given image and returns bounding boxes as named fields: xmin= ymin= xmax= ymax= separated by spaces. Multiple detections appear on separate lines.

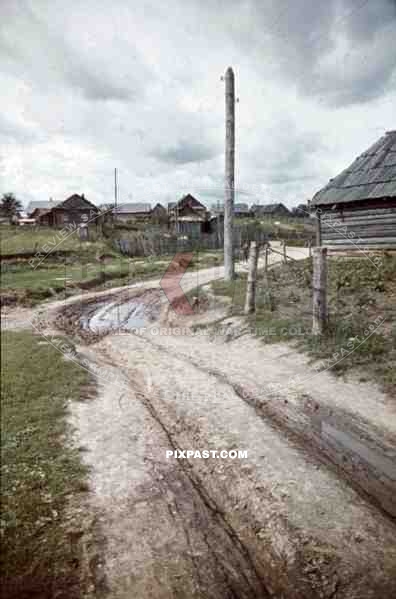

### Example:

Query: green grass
xmin=1 ymin=260 xmax=130 ymax=290
xmin=0 ymin=225 xmax=113 ymax=257
xmin=208 ymin=255 xmax=396 ymax=393
xmin=1 ymin=250 xmax=225 ymax=305
xmin=1 ymin=331 xmax=92 ymax=598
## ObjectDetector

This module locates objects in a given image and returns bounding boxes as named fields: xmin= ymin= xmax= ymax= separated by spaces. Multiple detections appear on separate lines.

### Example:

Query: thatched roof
xmin=312 ymin=130 xmax=396 ymax=206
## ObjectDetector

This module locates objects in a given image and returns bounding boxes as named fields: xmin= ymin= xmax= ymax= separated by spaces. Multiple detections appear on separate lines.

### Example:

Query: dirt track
xmin=3 ymin=244 xmax=396 ymax=598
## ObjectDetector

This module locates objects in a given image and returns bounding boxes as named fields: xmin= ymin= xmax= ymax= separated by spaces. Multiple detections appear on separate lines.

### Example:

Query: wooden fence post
xmin=308 ymin=239 xmax=312 ymax=258
xmin=312 ymin=247 xmax=328 ymax=335
xmin=244 ymin=241 xmax=259 ymax=315
xmin=264 ymin=242 xmax=269 ymax=273
xmin=283 ymin=241 xmax=287 ymax=264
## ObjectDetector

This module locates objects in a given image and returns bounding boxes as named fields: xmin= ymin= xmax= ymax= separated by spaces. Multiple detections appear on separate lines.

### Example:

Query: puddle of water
xmin=80 ymin=296 xmax=160 ymax=334
xmin=322 ymin=421 xmax=396 ymax=481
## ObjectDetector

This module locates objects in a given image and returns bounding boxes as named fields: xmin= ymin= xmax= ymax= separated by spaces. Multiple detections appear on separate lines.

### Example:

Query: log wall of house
xmin=319 ymin=199 xmax=396 ymax=248
xmin=52 ymin=209 xmax=95 ymax=226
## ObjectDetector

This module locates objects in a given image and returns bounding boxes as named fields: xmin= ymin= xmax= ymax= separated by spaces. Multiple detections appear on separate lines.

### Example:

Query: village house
xmin=212 ymin=203 xmax=251 ymax=219
xmin=27 ymin=198 xmax=58 ymax=222
xmin=168 ymin=194 xmax=209 ymax=236
xmin=111 ymin=202 xmax=167 ymax=223
xmin=150 ymin=203 xmax=167 ymax=223
xmin=234 ymin=203 xmax=251 ymax=218
xmin=311 ymin=130 xmax=396 ymax=249
xmin=35 ymin=194 xmax=98 ymax=227
xmin=251 ymin=203 xmax=291 ymax=219
xmin=112 ymin=202 xmax=152 ymax=221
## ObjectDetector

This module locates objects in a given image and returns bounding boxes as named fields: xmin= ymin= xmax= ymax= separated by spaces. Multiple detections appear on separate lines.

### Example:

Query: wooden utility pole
xmin=224 ymin=66 xmax=235 ymax=280
xmin=244 ymin=241 xmax=259 ymax=314
xmin=312 ymin=247 xmax=328 ymax=335
xmin=114 ymin=168 xmax=118 ymax=219
xmin=316 ymin=212 xmax=322 ymax=247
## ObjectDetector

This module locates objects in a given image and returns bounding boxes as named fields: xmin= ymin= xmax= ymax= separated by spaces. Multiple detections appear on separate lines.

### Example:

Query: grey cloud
xmin=222 ymin=0 xmax=396 ymax=107
xmin=247 ymin=124 xmax=323 ymax=185
xmin=154 ymin=140 xmax=219 ymax=165
xmin=0 ymin=3 xmax=147 ymax=102
xmin=1 ymin=0 xmax=394 ymax=207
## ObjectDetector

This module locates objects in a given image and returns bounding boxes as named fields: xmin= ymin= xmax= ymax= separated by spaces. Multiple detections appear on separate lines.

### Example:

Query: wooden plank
xmin=318 ymin=206 xmax=396 ymax=218
xmin=326 ymin=246 xmax=396 ymax=254
xmin=321 ymin=228 xmax=396 ymax=240
xmin=322 ymin=214 xmax=396 ymax=227
xmin=321 ymin=237 xmax=396 ymax=246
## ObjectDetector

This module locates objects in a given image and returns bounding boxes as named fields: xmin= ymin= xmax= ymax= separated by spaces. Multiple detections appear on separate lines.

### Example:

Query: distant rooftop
xmin=234 ymin=203 xmax=249 ymax=213
xmin=26 ymin=199 xmax=58 ymax=214
xmin=252 ymin=203 xmax=290 ymax=214
xmin=113 ymin=202 xmax=151 ymax=214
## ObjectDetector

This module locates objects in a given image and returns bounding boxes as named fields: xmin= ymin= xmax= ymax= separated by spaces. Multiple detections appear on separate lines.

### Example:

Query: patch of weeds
xmin=211 ymin=274 xmax=247 ymax=313
xmin=208 ymin=255 xmax=396 ymax=393
xmin=252 ymin=310 xmax=307 ymax=343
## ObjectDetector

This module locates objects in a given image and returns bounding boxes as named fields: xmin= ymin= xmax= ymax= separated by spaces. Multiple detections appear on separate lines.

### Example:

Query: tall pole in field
xmin=114 ymin=167 xmax=118 ymax=219
xmin=224 ymin=66 xmax=235 ymax=280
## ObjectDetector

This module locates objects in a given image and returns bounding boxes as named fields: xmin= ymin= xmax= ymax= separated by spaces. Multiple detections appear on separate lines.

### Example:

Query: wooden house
xmin=234 ymin=203 xmax=251 ymax=218
xmin=251 ymin=203 xmax=291 ymax=219
xmin=39 ymin=194 xmax=98 ymax=227
xmin=27 ymin=199 xmax=58 ymax=222
xmin=150 ymin=203 xmax=167 ymax=223
xmin=311 ymin=131 xmax=396 ymax=249
xmin=112 ymin=202 xmax=152 ymax=222
xmin=168 ymin=194 xmax=209 ymax=236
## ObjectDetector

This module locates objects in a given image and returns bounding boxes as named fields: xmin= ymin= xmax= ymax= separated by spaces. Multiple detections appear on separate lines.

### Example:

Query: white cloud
xmin=0 ymin=0 xmax=395 ymax=209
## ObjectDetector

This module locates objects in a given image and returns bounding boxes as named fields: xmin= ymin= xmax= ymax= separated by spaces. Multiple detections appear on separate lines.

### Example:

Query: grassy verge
xmin=1 ymin=331 xmax=92 ymax=599
xmin=0 ymin=226 xmax=110 ymax=257
xmin=209 ymin=255 xmax=396 ymax=393
xmin=1 ymin=251 xmax=224 ymax=306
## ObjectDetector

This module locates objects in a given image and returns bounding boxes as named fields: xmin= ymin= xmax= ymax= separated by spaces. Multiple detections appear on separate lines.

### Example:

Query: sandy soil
xmin=3 ymin=243 xmax=396 ymax=598
xmin=80 ymin=328 xmax=396 ymax=598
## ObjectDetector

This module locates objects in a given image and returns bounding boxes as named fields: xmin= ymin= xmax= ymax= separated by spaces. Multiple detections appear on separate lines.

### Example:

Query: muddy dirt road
xmin=3 ymin=244 xmax=396 ymax=598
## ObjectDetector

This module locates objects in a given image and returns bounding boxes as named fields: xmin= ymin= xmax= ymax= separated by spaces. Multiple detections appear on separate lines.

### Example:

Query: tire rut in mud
xmin=124 ymin=374 xmax=272 ymax=599
xmin=133 ymin=333 xmax=396 ymax=524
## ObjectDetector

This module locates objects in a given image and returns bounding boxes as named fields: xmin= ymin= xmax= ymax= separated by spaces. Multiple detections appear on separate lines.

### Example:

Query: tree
xmin=0 ymin=193 xmax=22 ymax=217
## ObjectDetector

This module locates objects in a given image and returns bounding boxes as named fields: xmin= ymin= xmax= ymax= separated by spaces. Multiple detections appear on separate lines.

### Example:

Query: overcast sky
xmin=1 ymin=0 xmax=395 ymax=209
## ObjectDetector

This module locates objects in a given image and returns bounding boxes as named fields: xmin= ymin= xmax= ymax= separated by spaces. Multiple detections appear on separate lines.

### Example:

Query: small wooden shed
xmin=311 ymin=130 xmax=396 ymax=249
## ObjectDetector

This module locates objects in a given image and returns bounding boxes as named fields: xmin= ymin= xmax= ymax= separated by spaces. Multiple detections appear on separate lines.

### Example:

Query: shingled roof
xmin=312 ymin=130 xmax=396 ymax=206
